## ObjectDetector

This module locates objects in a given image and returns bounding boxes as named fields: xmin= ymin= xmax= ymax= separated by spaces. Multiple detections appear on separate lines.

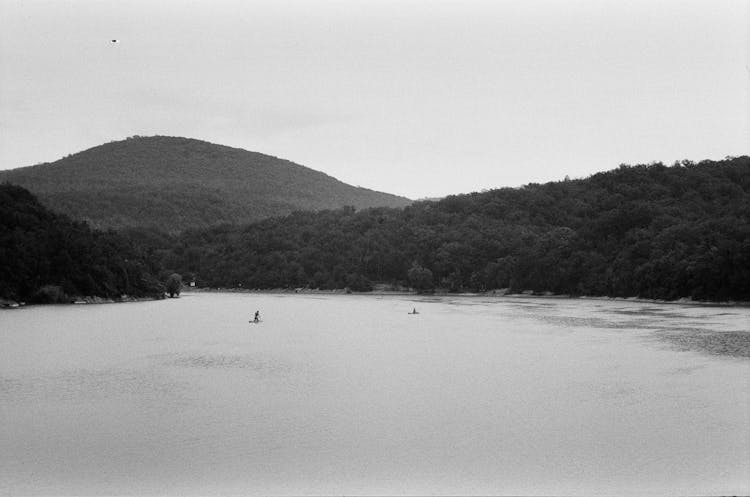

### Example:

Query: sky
xmin=0 ymin=0 xmax=748 ymax=199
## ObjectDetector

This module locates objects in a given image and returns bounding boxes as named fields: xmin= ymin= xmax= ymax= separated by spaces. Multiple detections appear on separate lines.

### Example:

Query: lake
xmin=1 ymin=293 xmax=748 ymax=496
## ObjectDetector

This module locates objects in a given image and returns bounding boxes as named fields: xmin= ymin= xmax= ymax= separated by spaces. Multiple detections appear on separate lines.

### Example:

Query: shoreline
xmin=0 ymin=294 xmax=164 ymax=309
xmin=4 ymin=288 xmax=747 ymax=309
xmin=182 ymin=287 xmax=750 ymax=307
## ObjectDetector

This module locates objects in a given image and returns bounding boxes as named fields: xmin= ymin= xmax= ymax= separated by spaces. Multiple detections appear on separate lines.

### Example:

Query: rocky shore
xmin=0 ymin=294 xmax=165 ymax=309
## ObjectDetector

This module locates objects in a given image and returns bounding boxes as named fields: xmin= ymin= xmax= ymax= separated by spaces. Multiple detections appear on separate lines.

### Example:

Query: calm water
xmin=1 ymin=293 xmax=748 ymax=496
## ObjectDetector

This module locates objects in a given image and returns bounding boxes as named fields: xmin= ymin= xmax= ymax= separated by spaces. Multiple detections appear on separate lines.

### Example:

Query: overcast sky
xmin=1 ymin=0 xmax=748 ymax=199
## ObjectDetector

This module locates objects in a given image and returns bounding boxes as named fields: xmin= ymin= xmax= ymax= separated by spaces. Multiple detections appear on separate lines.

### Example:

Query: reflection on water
xmin=0 ymin=293 xmax=748 ymax=496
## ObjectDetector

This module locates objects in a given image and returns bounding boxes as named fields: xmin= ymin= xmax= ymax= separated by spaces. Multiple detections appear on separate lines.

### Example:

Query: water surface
xmin=1 ymin=293 xmax=748 ymax=495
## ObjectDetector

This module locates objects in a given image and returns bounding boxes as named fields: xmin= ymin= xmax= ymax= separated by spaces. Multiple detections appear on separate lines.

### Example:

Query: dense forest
xmin=138 ymin=156 xmax=750 ymax=302
xmin=3 ymin=157 xmax=748 ymax=304
xmin=0 ymin=136 xmax=410 ymax=232
xmin=0 ymin=184 xmax=165 ymax=304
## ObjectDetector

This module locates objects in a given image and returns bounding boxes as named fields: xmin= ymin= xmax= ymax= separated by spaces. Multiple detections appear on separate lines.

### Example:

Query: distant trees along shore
xmin=2 ymin=155 xmax=749 ymax=304
xmin=136 ymin=156 xmax=750 ymax=302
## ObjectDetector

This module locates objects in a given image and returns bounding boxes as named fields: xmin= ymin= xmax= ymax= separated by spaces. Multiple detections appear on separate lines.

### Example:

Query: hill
xmin=151 ymin=156 xmax=749 ymax=301
xmin=0 ymin=136 xmax=411 ymax=232
xmin=0 ymin=184 xmax=164 ymax=303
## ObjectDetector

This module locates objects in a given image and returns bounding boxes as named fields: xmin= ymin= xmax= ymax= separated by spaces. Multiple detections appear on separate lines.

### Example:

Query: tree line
xmin=3 ymin=156 xmax=748 ymax=304
xmin=142 ymin=156 xmax=749 ymax=301
xmin=0 ymin=184 xmax=165 ymax=303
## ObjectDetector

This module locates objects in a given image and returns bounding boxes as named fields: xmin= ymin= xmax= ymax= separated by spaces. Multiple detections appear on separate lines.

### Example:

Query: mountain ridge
xmin=0 ymin=136 xmax=411 ymax=232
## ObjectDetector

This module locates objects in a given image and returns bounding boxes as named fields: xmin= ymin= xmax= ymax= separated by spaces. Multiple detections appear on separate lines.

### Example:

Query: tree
xmin=0 ymin=184 xmax=165 ymax=303
xmin=166 ymin=273 xmax=182 ymax=298
xmin=407 ymin=262 xmax=434 ymax=292
xmin=141 ymin=156 xmax=750 ymax=301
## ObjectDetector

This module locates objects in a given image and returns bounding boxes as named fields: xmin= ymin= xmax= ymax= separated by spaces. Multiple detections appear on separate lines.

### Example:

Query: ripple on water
xmin=0 ymin=367 xmax=186 ymax=403
xmin=653 ymin=330 xmax=750 ymax=358
xmin=169 ymin=353 xmax=292 ymax=376
xmin=514 ymin=306 xmax=750 ymax=358
xmin=611 ymin=307 xmax=693 ymax=319
xmin=531 ymin=313 xmax=649 ymax=331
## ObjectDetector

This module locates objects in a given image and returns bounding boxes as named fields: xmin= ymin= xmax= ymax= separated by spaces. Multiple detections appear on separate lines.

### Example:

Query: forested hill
xmin=0 ymin=184 xmax=164 ymax=303
xmin=153 ymin=156 xmax=750 ymax=301
xmin=0 ymin=136 xmax=411 ymax=232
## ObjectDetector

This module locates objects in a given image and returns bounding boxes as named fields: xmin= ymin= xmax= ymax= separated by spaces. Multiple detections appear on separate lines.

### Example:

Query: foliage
xmin=144 ymin=156 xmax=750 ymax=301
xmin=407 ymin=263 xmax=434 ymax=292
xmin=32 ymin=285 xmax=67 ymax=304
xmin=0 ymin=136 xmax=411 ymax=233
xmin=0 ymin=184 xmax=165 ymax=303
xmin=166 ymin=273 xmax=182 ymax=298
xmin=4 ymin=156 xmax=749 ymax=303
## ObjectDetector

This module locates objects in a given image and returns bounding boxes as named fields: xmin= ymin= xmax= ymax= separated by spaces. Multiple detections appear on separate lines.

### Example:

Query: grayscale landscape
xmin=1 ymin=1 xmax=748 ymax=496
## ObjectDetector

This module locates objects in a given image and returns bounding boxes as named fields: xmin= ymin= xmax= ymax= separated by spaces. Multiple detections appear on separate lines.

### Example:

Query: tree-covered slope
xmin=153 ymin=157 xmax=750 ymax=301
xmin=0 ymin=184 xmax=164 ymax=303
xmin=0 ymin=136 xmax=411 ymax=232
